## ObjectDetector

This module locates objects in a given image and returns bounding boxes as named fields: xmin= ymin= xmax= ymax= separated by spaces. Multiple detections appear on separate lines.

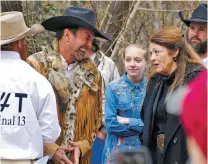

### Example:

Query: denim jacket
xmin=102 ymin=73 xmax=146 ymax=164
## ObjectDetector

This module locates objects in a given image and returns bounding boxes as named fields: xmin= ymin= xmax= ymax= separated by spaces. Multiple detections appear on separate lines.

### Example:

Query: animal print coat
xmin=26 ymin=40 xmax=102 ymax=164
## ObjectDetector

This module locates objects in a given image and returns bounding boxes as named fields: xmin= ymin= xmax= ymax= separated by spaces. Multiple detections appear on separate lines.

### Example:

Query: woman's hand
xmin=117 ymin=115 xmax=130 ymax=125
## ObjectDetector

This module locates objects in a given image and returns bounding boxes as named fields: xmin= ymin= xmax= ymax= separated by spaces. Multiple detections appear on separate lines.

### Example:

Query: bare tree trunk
xmin=99 ymin=1 xmax=131 ymax=55
xmin=99 ymin=1 xmax=112 ymax=30
xmin=110 ymin=0 xmax=141 ymax=60
xmin=1 ymin=1 xmax=22 ymax=12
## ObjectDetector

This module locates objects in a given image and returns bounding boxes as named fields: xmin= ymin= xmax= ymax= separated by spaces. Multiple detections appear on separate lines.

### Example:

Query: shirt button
xmin=173 ymin=137 xmax=178 ymax=144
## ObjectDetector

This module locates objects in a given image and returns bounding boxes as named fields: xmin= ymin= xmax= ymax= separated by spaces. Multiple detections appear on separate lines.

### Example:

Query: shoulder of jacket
xmin=184 ymin=63 xmax=204 ymax=83
xmin=27 ymin=51 xmax=44 ymax=62
xmin=108 ymin=76 xmax=125 ymax=90
xmin=185 ymin=63 xmax=203 ymax=75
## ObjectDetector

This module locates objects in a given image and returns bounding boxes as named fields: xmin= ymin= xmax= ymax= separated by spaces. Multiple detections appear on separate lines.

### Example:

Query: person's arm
xmin=101 ymin=76 xmax=106 ymax=124
xmin=35 ymin=80 xmax=60 ymax=144
xmin=26 ymin=54 xmax=47 ymax=78
xmin=117 ymin=116 xmax=143 ymax=132
xmin=112 ymin=63 xmax=120 ymax=81
xmin=27 ymin=55 xmax=78 ymax=164
xmin=105 ymin=85 xmax=139 ymax=137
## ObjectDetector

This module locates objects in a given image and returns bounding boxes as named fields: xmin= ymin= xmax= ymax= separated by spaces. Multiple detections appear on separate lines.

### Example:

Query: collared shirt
xmin=90 ymin=50 xmax=120 ymax=90
xmin=60 ymin=55 xmax=74 ymax=86
xmin=102 ymin=73 xmax=146 ymax=164
xmin=90 ymin=51 xmax=120 ymax=114
xmin=0 ymin=51 xmax=60 ymax=160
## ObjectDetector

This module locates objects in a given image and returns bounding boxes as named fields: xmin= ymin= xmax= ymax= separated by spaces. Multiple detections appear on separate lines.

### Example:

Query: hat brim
xmin=1 ymin=24 xmax=44 ymax=46
xmin=41 ymin=16 xmax=111 ymax=41
xmin=182 ymin=18 xmax=208 ymax=26
xmin=97 ymin=31 xmax=112 ymax=42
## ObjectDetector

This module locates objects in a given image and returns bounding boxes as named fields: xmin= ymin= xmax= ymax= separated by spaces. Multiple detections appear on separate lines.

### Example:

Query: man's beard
xmin=189 ymin=40 xmax=207 ymax=55
xmin=74 ymin=48 xmax=89 ymax=61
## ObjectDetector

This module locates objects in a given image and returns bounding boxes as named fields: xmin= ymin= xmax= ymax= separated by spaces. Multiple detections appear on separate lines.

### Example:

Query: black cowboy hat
xmin=179 ymin=3 xmax=207 ymax=26
xmin=41 ymin=6 xmax=110 ymax=40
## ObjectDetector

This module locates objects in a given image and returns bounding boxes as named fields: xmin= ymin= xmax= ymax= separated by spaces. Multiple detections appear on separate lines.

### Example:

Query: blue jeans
xmin=91 ymin=137 xmax=105 ymax=164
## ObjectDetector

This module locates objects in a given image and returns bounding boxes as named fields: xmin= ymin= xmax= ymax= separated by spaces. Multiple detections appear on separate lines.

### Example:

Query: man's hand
xmin=117 ymin=115 xmax=130 ymax=125
xmin=51 ymin=146 xmax=73 ymax=164
xmin=68 ymin=140 xmax=81 ymax=164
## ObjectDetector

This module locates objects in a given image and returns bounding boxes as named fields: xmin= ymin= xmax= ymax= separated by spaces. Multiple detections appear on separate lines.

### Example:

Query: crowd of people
xmin=0 ymin=3 xmax=207 ymax=164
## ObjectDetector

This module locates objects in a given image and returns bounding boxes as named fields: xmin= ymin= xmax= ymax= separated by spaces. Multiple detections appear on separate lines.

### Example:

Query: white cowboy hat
xmin=1 ymin=11 xmax=45 ymax=46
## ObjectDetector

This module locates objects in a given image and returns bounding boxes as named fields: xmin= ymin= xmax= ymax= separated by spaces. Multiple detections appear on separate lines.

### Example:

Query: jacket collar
xmin=149 ymin=63 xmax=203 ymax=83
xmin=123 ymin=73 xmax=146 ymax=91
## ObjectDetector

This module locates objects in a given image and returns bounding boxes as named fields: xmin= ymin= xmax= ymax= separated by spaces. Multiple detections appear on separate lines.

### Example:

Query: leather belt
xmin=156 ymin=134 xmax=165 ymax=150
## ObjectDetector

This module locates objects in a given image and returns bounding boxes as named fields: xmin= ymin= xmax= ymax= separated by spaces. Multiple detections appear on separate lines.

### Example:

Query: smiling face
xmin=124 ymin=46 xmax=146 ymax=83
xmin=149 ymin=42 xmax=178 ymax=75
xmin=69 ymin=27 xmax=94 ymax=61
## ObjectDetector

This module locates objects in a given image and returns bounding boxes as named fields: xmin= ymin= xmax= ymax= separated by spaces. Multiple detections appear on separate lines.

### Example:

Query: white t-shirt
xmin=0 ymin=51 xmax=60 ymax=160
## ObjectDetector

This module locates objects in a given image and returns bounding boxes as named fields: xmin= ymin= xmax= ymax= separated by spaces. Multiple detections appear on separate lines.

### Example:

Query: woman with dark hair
xmin=141 ymin=26 xmax=205 ymax=164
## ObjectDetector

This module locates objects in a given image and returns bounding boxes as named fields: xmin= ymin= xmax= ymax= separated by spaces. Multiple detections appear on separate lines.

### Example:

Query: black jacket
xmin=141 ymin=64 xmax=203 ymax=164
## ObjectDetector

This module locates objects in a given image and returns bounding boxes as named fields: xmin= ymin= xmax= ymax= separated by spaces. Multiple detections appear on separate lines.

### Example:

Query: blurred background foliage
xmin=1 ymin=0 xmax=206 ymax=74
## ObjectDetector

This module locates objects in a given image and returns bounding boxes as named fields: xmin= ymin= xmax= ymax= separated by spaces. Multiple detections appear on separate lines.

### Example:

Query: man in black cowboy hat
xmin=27 ymin=6 xmax=110 ymax=164
xmin=179 ymin=3 xmax=207 ymax=67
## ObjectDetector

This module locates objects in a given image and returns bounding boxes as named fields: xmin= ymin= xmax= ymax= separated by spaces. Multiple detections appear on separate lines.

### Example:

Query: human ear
xmin=17 ymin=39 xmax=24 ymax=49
xmin=174 ymin=49 xmax=179 ymax=57
xmin=64 ymin=29 xmax=74 ymax=42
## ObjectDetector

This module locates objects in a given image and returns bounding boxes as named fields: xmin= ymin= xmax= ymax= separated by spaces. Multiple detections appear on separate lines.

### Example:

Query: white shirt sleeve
xmin=111 ymin=63 xmax=120 ymax=82
xmin=31 ymin=76 xmax=61 ymax=144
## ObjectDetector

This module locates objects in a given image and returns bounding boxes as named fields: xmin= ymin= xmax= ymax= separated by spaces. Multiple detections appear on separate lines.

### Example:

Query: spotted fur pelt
xmin=62 ymin=59 xmax=99 ymax=148
xmin=31 ymin=39 xmax=99 ymax=150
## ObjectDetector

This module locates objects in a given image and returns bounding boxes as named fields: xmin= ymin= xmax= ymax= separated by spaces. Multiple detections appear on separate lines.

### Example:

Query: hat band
xmin=190 ymin=16 xmax=207 ymax=20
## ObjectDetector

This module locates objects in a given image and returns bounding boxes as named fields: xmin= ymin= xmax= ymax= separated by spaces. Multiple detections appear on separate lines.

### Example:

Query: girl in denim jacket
xmin=102 ymin=44 xmax=147 ymax=164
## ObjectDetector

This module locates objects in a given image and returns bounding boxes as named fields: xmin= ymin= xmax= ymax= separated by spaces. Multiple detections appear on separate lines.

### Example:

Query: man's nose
xmin=193 ymin=29 xmax=199 ymax=36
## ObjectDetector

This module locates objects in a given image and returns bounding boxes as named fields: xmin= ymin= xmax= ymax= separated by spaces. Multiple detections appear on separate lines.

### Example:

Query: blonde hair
xmin=123 ymin=44 xmax=148 ymax=61
xmin=149 ymin=26 xmax=203 ymax=93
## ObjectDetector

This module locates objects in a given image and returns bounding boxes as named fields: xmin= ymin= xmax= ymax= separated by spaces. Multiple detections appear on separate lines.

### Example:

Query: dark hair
xmin=92 ymin=39 xmax=99 ymax=52
xmin=1 ymin=41 xmax=17 ymax=50
xmin=56 ymin=27 xmax=78 ymax=39
xmin=149 ymin=26 xmax=202 ymax=93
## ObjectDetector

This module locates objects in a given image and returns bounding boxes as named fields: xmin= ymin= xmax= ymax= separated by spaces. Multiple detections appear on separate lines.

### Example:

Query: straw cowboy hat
xmin=41 ymin=6 xmax=111 ymax=41
xmin=179 ymin=3 xmax=207 ymax=26
xmin=1 ymin=11 xmax=45 ymax=46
